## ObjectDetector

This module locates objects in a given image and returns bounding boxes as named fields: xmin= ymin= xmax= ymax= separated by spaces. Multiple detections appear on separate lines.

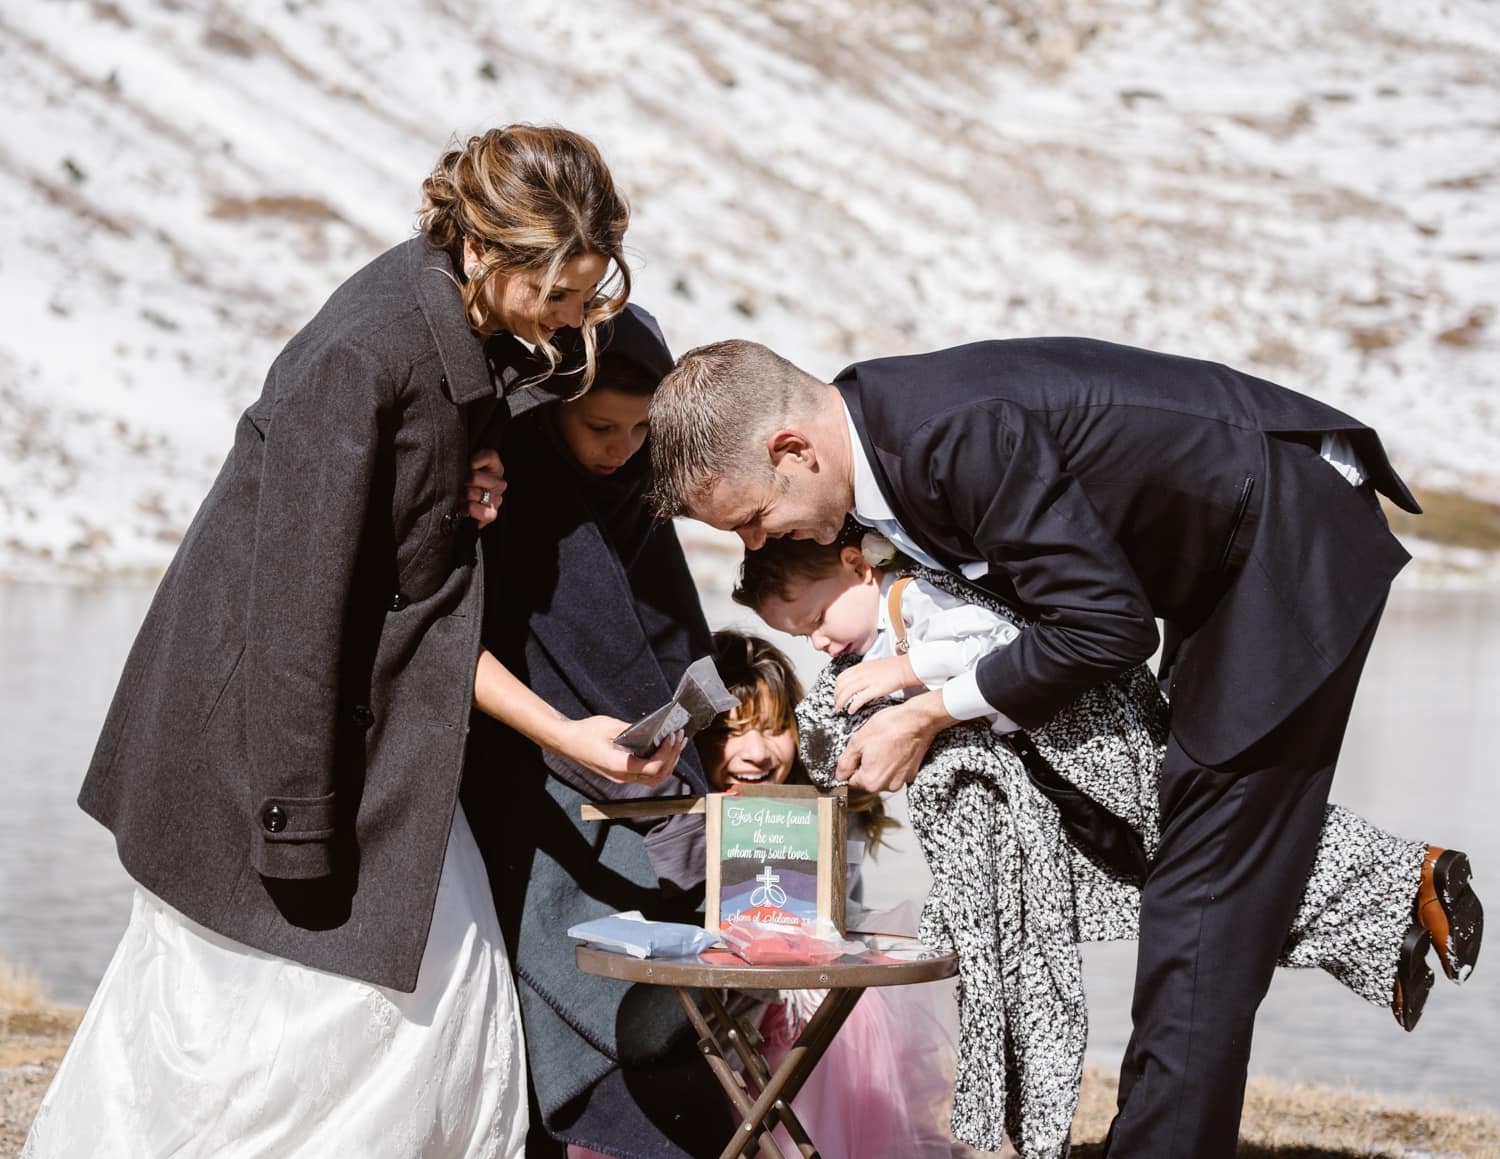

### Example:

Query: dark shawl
xmin=461 ymin=309 xmax=731 ymax=1158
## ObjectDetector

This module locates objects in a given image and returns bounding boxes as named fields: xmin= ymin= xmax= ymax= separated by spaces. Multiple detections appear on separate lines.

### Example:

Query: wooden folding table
xmin=575 ymin=934 xmax=957 ymax=1159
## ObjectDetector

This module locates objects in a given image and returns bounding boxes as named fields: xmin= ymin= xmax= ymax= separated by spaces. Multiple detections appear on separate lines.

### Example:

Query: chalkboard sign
xmin=705 ymin=784 xmax=847 ymax=934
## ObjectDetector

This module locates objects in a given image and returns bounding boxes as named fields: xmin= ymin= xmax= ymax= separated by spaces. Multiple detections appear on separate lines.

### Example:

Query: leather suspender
xmin=886 ymin=576 xmax=915 ymax=654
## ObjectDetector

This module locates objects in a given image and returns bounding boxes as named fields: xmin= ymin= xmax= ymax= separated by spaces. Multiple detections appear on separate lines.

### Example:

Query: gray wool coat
xmin=79 ymin=235 xmax=549 ymax=992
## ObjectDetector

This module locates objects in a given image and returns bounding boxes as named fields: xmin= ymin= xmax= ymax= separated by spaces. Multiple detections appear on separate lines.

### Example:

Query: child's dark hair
xmin=590 ymin=350 xmax=661 ymax=398
xmin=709 ymin=629 xmax=897 ymax=851
xmin=732 ymin=531 xmax=862 ymax=613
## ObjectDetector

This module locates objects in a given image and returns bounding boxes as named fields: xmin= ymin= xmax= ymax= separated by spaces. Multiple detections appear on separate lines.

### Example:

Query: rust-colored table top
xmin=575 ymin=933 xmax=957 ymax=991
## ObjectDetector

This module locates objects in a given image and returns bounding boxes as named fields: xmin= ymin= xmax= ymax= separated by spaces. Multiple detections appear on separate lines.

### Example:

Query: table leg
xmin=700 ymin=989 xmax=819 ymax=1157
xmin=718 ymin=987 xmax=865 ymax=1159
xmin=675 ymin=989 xmax=787 ymax=1159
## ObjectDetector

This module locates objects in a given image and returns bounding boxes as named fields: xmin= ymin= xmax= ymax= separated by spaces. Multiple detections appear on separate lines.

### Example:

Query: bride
xmin=24 ymin=125 xmax=685 ymax=1158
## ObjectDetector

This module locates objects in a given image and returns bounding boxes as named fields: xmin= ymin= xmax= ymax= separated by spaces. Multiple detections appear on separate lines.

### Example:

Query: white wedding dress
xmin=23 ymin=806 xmax=527 ymax=1158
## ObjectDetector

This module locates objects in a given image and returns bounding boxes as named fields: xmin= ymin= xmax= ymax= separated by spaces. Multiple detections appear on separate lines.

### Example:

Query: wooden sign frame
xmin=580 ymin=785 xmax=849 ymax=935
xmin=704 ymin=784 xmax=847 ymax=935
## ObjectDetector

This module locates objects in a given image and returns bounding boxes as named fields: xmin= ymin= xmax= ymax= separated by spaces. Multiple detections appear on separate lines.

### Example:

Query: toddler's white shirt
xmin=863 ymin=573 xmax=1023 ymax=734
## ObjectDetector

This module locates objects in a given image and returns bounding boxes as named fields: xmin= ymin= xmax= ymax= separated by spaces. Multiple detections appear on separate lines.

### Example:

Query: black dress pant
xmin=1104 ymin=600 xmax=1386 ymax=1158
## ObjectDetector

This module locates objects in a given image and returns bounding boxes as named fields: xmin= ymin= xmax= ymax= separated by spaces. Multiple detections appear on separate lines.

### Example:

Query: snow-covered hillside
xmin=2 ymin=0 xmax=1497 ymax=579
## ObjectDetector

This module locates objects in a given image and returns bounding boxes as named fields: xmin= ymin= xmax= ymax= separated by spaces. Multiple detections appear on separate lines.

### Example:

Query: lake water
xmin=2 ymin=577 xmax=1497 ymax=1114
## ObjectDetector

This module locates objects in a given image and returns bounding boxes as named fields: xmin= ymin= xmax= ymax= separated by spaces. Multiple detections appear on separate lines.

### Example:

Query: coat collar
xmin=406 ymin=236 xmax=496 ymax=406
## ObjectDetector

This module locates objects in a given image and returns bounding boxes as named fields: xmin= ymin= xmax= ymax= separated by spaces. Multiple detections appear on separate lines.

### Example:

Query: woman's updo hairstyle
xmin=419 ymin=125 xmax=631 ymax=393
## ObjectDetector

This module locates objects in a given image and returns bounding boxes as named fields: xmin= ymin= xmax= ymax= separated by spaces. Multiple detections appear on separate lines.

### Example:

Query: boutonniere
xmin=859 ymin=530 xmax=898 ymax=569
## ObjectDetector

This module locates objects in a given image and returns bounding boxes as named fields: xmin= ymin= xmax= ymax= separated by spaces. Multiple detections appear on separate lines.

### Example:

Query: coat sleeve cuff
xmin=940 ymin=669 xmax=997 ymax=721
xmin=939 ymin=669 xmax=1023 ymax=734
xmin=251 ymin=793 xmax=338 ymax=879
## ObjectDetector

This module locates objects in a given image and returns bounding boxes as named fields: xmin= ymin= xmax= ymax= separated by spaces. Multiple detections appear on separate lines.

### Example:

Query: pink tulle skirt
xmin=760 ymin=978 xmax=989 ymax=1158
xmin=568 ymin=977 xmax=1001 ymax=1158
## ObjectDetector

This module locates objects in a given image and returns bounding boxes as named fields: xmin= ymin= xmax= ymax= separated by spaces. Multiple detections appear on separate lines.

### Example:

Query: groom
xmin=648 ymin=336 xmax=1420 ymax=1157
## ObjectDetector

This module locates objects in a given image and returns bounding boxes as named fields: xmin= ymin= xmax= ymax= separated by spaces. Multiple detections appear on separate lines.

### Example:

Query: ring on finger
xmin=479 ymin=488 xmax=491 ymax=505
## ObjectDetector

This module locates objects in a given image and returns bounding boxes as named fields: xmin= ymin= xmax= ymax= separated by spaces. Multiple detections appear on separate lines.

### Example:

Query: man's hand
xmin=836 ymin=690 xmax=956 ymax=794
xmin=833 ymin=654 xmax=920 ymax=716
xmin=465 ymin=449 xmax=506 ymax=526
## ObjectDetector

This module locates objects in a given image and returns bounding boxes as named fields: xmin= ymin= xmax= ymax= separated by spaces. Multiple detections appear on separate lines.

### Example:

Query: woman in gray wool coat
xmin=25 ymin=126 xmax=686 ymax=1159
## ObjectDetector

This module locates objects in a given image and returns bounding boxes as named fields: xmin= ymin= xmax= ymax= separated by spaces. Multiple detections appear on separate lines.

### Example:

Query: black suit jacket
xmin=836 ymin=337 xmax=1416 ymax=765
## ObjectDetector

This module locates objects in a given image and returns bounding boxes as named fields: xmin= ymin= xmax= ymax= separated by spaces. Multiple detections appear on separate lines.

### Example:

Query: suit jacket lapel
xmin=834 ymin=374 xmax=968 ymax=571
xmin=835 ymin=372 xmax=1034 ymax=611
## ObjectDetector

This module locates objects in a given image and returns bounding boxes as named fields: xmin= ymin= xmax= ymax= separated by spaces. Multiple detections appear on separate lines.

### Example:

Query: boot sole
xmin=1433 ymin=850 xmax=1484 ymax=983
xmin=1394 ymin=924 xmax=1434 ymax=1032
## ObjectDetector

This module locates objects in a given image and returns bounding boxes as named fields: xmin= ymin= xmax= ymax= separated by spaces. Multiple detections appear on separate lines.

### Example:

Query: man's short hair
xmin=648 ymin=339 xmax=822 ymax=518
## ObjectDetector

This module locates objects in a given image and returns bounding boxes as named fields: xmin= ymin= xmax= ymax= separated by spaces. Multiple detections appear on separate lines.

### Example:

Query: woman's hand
xmin=473 ymin=651 xmax=686 ymax=787
xmin=557 ymin=717 xmax=687 ymax=787
xmin=833 ymin=654 xmax=919 ymax=716
xmin=465 ymin=449 xmax=506 ymax=526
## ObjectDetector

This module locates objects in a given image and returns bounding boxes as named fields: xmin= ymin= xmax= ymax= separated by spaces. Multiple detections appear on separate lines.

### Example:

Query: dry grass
xmin=0 ymin=1004 xmax=81 ymax=1154
xmin=658 ymin=0 xmax=1102 ymax=95
xmin=0 ymin=1004 xmax=79 ymax=1069
xmin=0 ymin=957 xmax=79 ymax=1152
xmin=1073 ymin=1066 xmax=1500 ymax=1157
xmin=0 ymin=958 xmax=44 ymax=1009
xmin=1436 ymin=308 xmax=1492 ymax=348
xmin=1386 ymin=489 xmax=1500 ymax=554
xmin=2 ymin=1008 xmax=1496 ymax=1156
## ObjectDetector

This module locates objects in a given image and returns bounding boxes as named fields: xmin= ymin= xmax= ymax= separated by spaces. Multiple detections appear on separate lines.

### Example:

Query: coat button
xmin=351 ymin=704 xmax=375 ymax=728
xmin=440 ymin=513 xmax=456 ymax=536
xmin=262 ymin=805 xmax=287 ymax=833
xmin=390 ymin=592 xmax=408 ymax=611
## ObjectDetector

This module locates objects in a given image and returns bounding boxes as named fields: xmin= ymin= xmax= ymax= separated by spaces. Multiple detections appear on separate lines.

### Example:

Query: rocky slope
xmin=2 ymin=0 xmax=1497 ymax=578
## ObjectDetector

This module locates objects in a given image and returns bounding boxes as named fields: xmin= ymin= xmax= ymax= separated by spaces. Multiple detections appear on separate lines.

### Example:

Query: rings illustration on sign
xmin=750 ymin=866 xmax=788 ymax=909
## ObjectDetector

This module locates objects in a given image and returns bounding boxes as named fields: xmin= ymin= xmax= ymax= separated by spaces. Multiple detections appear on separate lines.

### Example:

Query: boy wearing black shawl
xmin=462 ymin=307 xmax=730 ymax=1158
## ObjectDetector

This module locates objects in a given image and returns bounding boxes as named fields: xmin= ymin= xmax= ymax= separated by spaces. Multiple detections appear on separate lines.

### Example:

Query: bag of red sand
xmin=720 ymin=918 xmax=862 ymax=965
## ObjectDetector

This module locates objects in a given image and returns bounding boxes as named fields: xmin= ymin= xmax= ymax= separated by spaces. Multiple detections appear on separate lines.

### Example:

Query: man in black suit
xmin=648 ymin=336 xmax=1420 ymax=1157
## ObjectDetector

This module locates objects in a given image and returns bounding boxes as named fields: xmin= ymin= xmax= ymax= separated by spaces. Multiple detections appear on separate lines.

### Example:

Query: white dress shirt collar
xmin=842 ymin=399 xmax=896 ymax=524
xmin=840 ymin=398 xmax=991 ymax=582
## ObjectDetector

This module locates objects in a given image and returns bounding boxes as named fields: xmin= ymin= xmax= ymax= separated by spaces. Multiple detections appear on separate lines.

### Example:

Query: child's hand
xmin=833 ymin=655 xmax=919 ymax=715
xmin=465 ymin=448 xmax=506 ymax=526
